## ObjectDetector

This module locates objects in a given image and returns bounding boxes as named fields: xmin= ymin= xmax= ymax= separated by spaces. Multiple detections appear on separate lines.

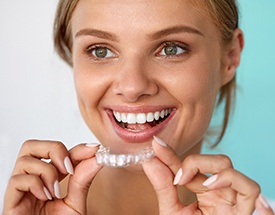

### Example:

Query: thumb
xmin=142 ymin=157 xmax=182 ymax=214
xmin=64 ymin=143 xmax=103 ymax=214
xmin=256 ymin=194 xmax=275 ymax=215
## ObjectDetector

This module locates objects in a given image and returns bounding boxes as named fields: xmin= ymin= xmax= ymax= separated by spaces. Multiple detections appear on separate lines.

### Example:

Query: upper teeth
xmin=113 ymin=109 xmax=171 ymax=124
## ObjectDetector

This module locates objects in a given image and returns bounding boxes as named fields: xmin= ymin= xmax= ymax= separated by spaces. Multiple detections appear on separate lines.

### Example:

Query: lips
xmin=107 ymin=108 xmax=174 ymax=142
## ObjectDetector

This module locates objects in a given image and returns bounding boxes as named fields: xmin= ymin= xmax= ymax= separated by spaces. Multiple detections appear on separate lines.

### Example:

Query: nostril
xmin=114 ymin=80 xmax=159 ymax=102
xmin=112 ymin=64 xmax=159 ymax=101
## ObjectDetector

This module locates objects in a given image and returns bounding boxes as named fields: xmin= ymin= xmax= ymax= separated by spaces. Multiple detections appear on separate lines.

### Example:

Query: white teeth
xmin=146 ymin=112 xmax=154 ymax=122
xmin=114 ymin=112 xmax=121 ymax=122
xmin=137 ymin=113 xmax=146 ymax=124
xmin=113 ymin=109 xmax=171 ymax=124
xmin=154 ymin=111 xmax=160 ymax=121
xmin=160 ymin=110 xmax=165 ymax=118
xmin=127 ymin=113 xmax=136 ymax=124
xmin=121 ymin=113 xmax=127 ymax=123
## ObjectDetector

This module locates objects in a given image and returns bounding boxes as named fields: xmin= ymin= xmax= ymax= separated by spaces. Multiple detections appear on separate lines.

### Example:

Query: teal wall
xmin=203 ymin=0 xmax=275 ymax=199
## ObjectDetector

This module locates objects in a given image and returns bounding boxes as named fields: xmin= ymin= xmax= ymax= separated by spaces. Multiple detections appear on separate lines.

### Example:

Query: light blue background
xmin=0 ymin=0 xmax=274 ymax=210
xmin=203 ymin=1 xmax=275 ymax=199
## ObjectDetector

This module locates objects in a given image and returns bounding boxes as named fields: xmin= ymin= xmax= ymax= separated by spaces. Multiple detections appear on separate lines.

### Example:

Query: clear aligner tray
xmin=96 ymin=146 xmax=155 ymax=167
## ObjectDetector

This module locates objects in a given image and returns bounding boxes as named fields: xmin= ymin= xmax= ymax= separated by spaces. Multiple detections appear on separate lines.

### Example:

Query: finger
xmin=256 ymin=194 xmax=275 ymax=215
xmin=68 ymin=142 xmax=101 ymax=166
xmin=4 ymin=174 xmax=51 ymax=210
xmin=178 ymin=154 xmax=233 ymax=186
xmin=142 ymin=156 xmax=181 ymax=214
xmin=153 ymin=137 xmax=211 ymax=192
xmin=12 ymin=156 xmax=59 ymax=198
xmin=17 ymin=140 xmax=72 ymax=176
xmin=203 ymin=168 xmax=260 ymax=215
xmin=152 ymin=136 xmax=182 ymax=174
xmin=63 ymin=143 xmax=103 ymax=214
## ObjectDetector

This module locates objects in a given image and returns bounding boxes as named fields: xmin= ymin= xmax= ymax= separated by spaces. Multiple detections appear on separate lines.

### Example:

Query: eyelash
xmin=157 ymin=42 xmax=190 ymax=58
xmin=85 ymin=45 xmax=117 ymax=61
xmin=84 ymin=41 xmax=190 ymax=61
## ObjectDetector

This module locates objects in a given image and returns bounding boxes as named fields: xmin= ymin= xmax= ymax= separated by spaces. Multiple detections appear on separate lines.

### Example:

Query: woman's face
xmin=71 ymin=0 xmax=231 ymax=155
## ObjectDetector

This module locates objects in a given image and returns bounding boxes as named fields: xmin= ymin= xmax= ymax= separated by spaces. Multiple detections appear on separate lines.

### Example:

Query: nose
xmin=112 ymin=59 xmax=158 ymax=102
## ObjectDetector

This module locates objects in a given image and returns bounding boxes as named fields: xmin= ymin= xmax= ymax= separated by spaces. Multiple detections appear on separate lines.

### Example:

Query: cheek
xmin=161 ymin=61 xmax=222 ymax=153
xmin=166 ymin=65 xmax=221 ymax=105
xmin=73 ymin=58 xmax=111 ymax=127
xmin=73 ymin=57 xmax=109 ymax=106
xmin=73 ymin=63 xmax=114 ymax=139
xmin=74 ymin=69 xmax=97 ymax=108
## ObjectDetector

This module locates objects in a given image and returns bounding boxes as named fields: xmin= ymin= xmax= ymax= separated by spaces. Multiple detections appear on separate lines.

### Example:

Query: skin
xmin=72 ymin=0 xmax=225 ymax=156
xmin=3 ymin=0 xmax=275 ymax=214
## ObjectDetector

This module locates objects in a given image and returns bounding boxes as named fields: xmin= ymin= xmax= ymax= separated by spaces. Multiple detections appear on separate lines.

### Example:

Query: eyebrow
xmin=149 ymin=25 xmax=205 ymax=40
xmin=75 ymin=29 xmax=119 ymax=42
xmin=75 ymin=25 xmax=204 ymax=41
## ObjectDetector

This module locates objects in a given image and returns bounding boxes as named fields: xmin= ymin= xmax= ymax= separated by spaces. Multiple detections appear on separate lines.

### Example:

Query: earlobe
xmin=221 ymin=28 xmax=244 ymax=86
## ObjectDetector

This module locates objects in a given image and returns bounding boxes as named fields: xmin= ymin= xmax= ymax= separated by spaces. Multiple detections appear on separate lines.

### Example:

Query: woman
xmin=3 ymin=0 xmax=274 ymax=214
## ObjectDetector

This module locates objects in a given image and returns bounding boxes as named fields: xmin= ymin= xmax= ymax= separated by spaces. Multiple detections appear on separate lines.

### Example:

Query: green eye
xmin=90 ymin=46 xmax=116 ymax=59
xmin=159 ymin=43 xmax=187 ymax=57
xmin=94 ymin=47 xmax=108 ymax=58
xmin=164 ymin=45 xmax=178 ymax=56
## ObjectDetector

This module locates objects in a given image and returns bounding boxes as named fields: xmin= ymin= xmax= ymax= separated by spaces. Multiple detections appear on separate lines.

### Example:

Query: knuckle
xmin=50 ymin=141 xmax=67 ymax=153
xmin=16 ymin=155 xmax=27 ymax=163
xmin=184 ymin=154 xmax=200 ymax=164
xmin=215 ymin=154 xmax=233 ymax=167
xmin=16 ymin=155 xmax=30 ymax=166
xmin=250 ymin=181 xmax=261 ymax=197
xmin=9 ymin=174 xmax=41 ymax=187
xmin=14 ymin=156 xmax=58 ymax=179
xmin=21 ymin=139 xmax=37 ymax=150
xmin=181 ymin=154 xmax=201 ymax=172
xmin=8 ymin=175 xmax=19 ymax=186
xmin=13 ymin=155 xmax=31 ymax=174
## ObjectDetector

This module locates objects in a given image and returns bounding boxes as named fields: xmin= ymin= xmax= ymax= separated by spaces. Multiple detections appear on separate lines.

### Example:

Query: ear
xmin=221 ymin=28 xmax=244 ymax=86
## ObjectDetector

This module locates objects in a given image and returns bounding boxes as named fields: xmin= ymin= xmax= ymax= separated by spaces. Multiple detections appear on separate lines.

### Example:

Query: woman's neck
xmin=88 ymin=167 xmax=159 ymax=214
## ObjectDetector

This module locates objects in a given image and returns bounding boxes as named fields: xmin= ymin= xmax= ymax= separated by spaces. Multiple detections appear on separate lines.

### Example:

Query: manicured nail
xmin=259 ymin=194 xmax=270 ymax=209
xmin=54 ymin=180 xmax=61 ymax=199
xmin=202 ymin=174 xmax=218 ymax=187
xmin=43 ymin=186 xmax=52 ymax=200
xmin=85 ymin=143 xmax=101 ymax=148
xmin=153 ymin=136 xmax=167 ymax=147
xmin=173 ymin=168 xmax=183 ymax=185
xmin=64 ymin=156 xmax=74 ymax=175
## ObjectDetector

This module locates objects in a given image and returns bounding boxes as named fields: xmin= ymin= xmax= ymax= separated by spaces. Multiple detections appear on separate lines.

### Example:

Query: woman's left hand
xmin=142 ymin=137 xmax=274 ymax=215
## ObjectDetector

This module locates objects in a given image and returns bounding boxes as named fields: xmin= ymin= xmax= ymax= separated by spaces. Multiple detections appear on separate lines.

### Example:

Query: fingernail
xmin=54 ymin=180 xmax=61 ymax=199
xmin=64 ymin=156 xmax=74 ymax=175
xmin=173 ymin=168 xmax=183 ymax=185
xmin=259 ymin=194 xmax=270 ymax=209
xmin=43 ymin=186 xmax=52 ymax=200
xmin=153 ymin=136 xmax=167 ymax=147
xmin=85 ymin=143 xmax=101 ymax=148
xmin=202 ymin=174 xmax=218 ymax=187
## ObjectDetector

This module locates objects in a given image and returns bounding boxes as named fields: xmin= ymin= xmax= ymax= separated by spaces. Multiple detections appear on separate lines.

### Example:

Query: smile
xmin=113 ymin=108 xmax=172 ymax=132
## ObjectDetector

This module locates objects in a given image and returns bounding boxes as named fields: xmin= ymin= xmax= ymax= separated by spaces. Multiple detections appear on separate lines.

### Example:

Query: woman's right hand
xmin=3 ymin=140 xmax=102 ymax=215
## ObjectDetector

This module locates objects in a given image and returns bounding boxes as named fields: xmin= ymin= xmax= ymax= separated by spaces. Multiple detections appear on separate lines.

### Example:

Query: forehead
xmin=71 ymin=0 xmax=216 ymax=39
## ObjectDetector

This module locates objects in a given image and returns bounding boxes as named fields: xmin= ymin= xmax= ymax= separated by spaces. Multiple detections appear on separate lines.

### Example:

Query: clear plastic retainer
xmin=96 ymin=145 xmax=155 ymax=167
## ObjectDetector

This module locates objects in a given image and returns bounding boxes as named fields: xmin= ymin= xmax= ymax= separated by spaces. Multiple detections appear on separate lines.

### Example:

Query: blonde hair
xmin=54 ymin=0 xmax=78 ymax=66
xmin=53 ymin=0 xmax=240 ymax=146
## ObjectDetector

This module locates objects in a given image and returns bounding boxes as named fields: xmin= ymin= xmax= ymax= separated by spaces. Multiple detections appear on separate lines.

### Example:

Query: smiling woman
xmin=55 ymin=0 xmax=236 ymax=149
xmin=2 ymin=0 xmax=275 ymax=215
